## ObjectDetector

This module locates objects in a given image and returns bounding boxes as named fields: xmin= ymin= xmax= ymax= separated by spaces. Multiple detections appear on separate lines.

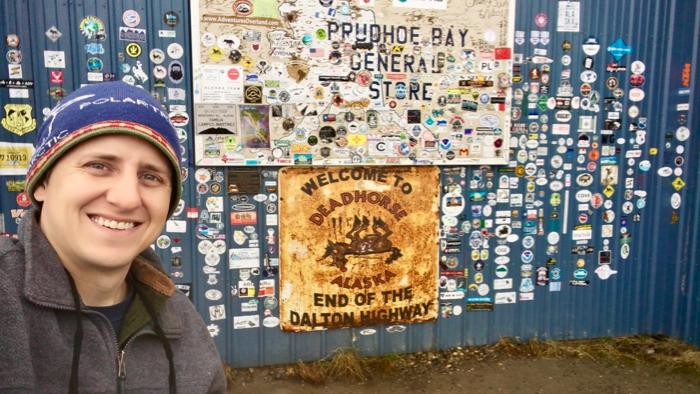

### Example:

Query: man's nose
xmin=105 ymin=173 xmax=142 ymax=209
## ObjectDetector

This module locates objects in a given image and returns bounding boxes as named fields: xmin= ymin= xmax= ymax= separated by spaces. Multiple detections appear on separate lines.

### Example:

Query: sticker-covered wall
xmin=1 ymin=0 xmax=699 ymax=368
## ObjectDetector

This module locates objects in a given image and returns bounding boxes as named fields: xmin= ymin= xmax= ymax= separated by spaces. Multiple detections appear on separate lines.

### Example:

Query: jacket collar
xmin=20 ymin=209 xmax=181 ymax=335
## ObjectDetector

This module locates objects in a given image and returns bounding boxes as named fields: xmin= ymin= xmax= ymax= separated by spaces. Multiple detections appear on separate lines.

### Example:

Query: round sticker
xmin=6 ymin=49 xmax=22 ymax=64
xmin=5 ymin=33 xmax=20 ymax=48
xmin=122 ymin=10 xmax=141 ymax=27
xmin=631 ymin=60 xmax=646 ymax=74
xmin=581 ymin=37 xmax=600 ymax=56
xmin=198 ymin=240 xmax=213 ymax=254
xmin=205 ymin=289 xmax=223 ymax=301
xmin=628 ymin=105 xmax=640 ymax=118
xmin=164 ymin=11 xmax=180 ymax=27
xmin=263 ymin=316 xmax=280 ymax=328
xmin=149 ymin=48 xmax=166 ymax=64
xmin=671 ymin=193 xmax=682 ymax=209
xmin=201 ymin=32 xmax=216 ymax=47
xmin=168 ymin=61 xmax=184 ymax=83
xmin=547 ymin=232 xmax=560 ymax=245
xmin=534 ymin=13 xmax=548 ymax=28
xmin=195 ymin=168 xmax=212 ymax=183
xmin=153 ymin=65 xmax=167 ymax=79
xmin=167 ymin=43 xmax=184 ymax=59
xmin=628 ymin=88 xmax=645 ymax=102
xmin=125 ymin=43 xmax=142 ymax=58
xmin=620 ymin=243 xmax=630 ymax=260
xmin=360 ymin=328 xmax=377 ymax=336
xmin=676 ymin=126 xmax=690 ymax=142
xmin=657 ymin=167 xmax=673 ymax=177
xmin=79 ymin=16 xmax=105 ymax=40
xmin=156 ymin=235 xmax=171 ymax=249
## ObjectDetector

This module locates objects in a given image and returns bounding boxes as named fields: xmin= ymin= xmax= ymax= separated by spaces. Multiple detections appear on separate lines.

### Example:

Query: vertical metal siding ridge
xmin=669 ymin=0 xmax=695 ymax=340
xmin=637 ymin=0 xmax=663 ymax=336
xmin=630 ymin=0 xmax=647 ymax=337
xmin=682 ymin=0 xmax=700 ymax=347
xmin=644 ymin=0 xmax=670 ymax=335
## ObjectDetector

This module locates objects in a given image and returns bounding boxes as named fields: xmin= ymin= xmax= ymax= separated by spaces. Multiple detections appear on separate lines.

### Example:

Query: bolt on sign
xmin=279 ymin=166 xmax=439 ymax=332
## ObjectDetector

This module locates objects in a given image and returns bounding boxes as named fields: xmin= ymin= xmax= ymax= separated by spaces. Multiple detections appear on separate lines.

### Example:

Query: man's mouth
xmin=90 ymin=215 xmax=138 ymax=230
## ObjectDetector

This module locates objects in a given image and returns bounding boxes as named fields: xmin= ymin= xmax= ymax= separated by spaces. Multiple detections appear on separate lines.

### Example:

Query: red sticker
xmin=495 ymin=47 xmax=511 ymax=60
xmin=16 ymin=191 xmax=31 ymax=208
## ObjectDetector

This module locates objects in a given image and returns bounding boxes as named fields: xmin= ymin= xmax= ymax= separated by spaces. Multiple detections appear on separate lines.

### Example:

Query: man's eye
xmin=86 ymin=162 xmax=108 ymax=170
xmin=142 ymin=173 xmax=163 ymax=183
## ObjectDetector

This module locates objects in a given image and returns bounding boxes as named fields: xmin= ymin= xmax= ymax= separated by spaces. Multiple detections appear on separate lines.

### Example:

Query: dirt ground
xmin=226 ymin=336 xmax=700 ymax=393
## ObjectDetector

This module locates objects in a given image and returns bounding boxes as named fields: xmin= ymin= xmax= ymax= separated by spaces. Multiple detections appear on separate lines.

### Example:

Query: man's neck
xmin=65 ymin=265 xmax=130 ymax=307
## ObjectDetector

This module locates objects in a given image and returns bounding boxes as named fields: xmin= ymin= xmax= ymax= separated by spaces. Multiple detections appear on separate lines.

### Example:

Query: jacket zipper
xmin=117 ymin=349 xmax=126 ymax=393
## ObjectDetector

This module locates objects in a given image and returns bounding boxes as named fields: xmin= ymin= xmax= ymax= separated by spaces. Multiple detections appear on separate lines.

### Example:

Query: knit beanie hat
xmin=25 ymin=81 xmax=182 ymax=216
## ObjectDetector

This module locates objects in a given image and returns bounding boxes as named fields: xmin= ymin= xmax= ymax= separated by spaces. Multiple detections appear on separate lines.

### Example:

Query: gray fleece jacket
xmin=0 ymin=210 xmax=227 ymax=393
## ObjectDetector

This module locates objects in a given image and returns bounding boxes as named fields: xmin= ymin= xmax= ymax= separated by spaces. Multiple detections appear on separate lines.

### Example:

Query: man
xmin=0 ymin=81 xmax=226 ymax=393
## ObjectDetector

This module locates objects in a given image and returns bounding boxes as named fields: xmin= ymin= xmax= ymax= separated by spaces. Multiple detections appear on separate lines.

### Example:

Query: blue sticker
xmin=573 ymin=268 xmax=588 ymax=280
xmin=607 ymin=38 xmax=632 ymax=61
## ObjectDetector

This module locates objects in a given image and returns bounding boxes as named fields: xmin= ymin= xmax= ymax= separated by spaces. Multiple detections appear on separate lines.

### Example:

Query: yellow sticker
xmin=224 ymin=136 xmax=237 ymax=151
xmin=672 ymin=177 xmax=685 ymax=191
xmin=649 ymin=147 xmax=658 ymax=155
xmin=480 ymin=249 xmax=489 ymax=260
xmin=470 ymin=249 xmax=479 ymax=261
xmin=1 ymin=104 xmax=36 ymax=136
xmin=474 ymin=272 xmax=484 ymax=284
xmin=347 ymin=134 xmax=367 ymax=146
xmin=0 ymin=142 xmax=34 ymax=175
xmin=241 ymin=56 xmax=254 ymax=70
xmin=125 ymin=43 xmax=141 ymax=58
xmin=603 ymin=185 xmax=615 ymax=198
xmin=6 ymin=179 xmax=26 ymax=192
xmin=207 ymin=45 xmax=224 ymax=62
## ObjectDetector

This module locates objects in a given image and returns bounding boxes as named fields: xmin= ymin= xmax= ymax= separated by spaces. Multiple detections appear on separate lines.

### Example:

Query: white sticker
xmin=208 ymin=304 xmax=226 ymax=321
xmin=676 ymin=126 xmax=690 ymax=142
xmin=493 ymin=278 xmax=513 ymax=290
xmin=359 ymin=328 xmax=377 ymax=336
xmin=165 ymin=220 xmax=187 ymax=233
xmin=494 ymin=292 xmax=517 ymax=304
xmin=629 ymin=88 xmax=645 ymax=102
xmin=44 ymin=50 xmax=66 ymax=68
xmin=233 ymin=315 xmax=260 ymax=329
xmin=671 ymin=193 xmax=682 ymax=209
xmin=262 ymin=316 xmax=280 ymax=328
xmin=657 ymin=167 xmax=673 ymax=177
xmin=205 ymin=289 xmax=223 ymax=301
xmin=547 ymin=232 xmax=560 ymax=245
xmin=557 ymin=1 xmax=580 ymax=32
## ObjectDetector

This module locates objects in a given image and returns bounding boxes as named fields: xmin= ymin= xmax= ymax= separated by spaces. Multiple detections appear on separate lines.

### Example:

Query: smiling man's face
xmin=33 ymin=134 xmax=172 ymax=273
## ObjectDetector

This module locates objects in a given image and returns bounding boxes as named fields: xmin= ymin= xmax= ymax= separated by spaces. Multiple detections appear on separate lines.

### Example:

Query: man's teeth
xmin=92 ymin=216 xmax=135 ymax=230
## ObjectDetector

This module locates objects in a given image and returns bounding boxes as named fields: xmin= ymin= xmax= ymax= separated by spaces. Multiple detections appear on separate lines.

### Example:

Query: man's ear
xmin=33 ymin=174 xmax=50 ymax=203
xmin=33 ymin=182 xmax=47 ymax=202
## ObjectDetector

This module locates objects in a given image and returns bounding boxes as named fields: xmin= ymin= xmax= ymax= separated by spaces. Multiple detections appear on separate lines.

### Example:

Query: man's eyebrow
xmin=82 ymin=153 xmax=170 ymax=174
xmin=141 ymin=163 xmax=170 ymax=175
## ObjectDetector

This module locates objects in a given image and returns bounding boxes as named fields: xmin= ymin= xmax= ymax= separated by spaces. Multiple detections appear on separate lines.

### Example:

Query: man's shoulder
xmin=0 ymin=236 xmax=25 ymax=301
xmin=0 ymin=236 xmax=24 ymax=276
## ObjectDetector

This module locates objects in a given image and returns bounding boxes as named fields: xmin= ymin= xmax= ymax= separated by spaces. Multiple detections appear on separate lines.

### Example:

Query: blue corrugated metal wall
xmin=0 ymin=0 xmax=699 ymax=368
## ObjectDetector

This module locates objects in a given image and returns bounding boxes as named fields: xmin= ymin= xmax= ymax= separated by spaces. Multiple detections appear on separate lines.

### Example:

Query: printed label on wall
xmin=0 ymin=142 xmax=34 ymax=175
xmin=191 ymin=0 xmax=516 ymax=166
xmin=278 ymin=166 xmax=439 ymax=331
